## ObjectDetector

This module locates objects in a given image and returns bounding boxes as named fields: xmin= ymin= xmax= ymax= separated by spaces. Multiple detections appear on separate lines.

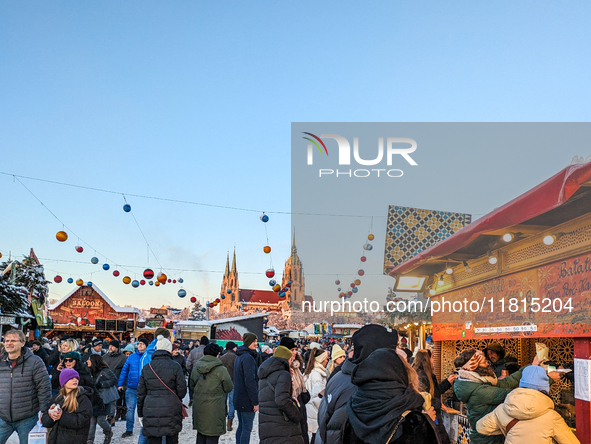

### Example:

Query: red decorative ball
xmin=358 ymin=269 xmax=365 ymax=276
xmin=54 ymin=275 xmax=62 ymax=283
xmin=190 ymin=297 xmax=196 ymax=303
xmin=113 ymin=270 xmax=120 ymax=277
xmin=143 ymin=269 xmax=154 ymax=279
xmin=75 ymin=246 xmax=84 ymax=253
xmin=350 ymin=283 xmax=355 ymax=288
xmin=360 ymin=256 xmax=366 ymax=262
xmin=140 ymin=280 xmax=146 ymax=285
xmin=348 ymin=291 xmax=352 ymax=296
xmin=266 ymin=269 xmax=275 ymax=278
xmin=173 ymin=280 xmax=176 ymax=284
xmin=216 ymin=298 xmax=221 ymax=303
xmin=168 ymin=279 xmax=171 ymax=283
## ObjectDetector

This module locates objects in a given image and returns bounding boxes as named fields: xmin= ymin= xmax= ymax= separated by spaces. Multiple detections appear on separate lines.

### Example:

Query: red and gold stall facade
xmin=48 ymin=285 xmax=139 ymax=341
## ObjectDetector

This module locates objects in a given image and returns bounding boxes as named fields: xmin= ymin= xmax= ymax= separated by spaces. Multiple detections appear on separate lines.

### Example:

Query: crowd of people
xmin=0 ymin=326 xmax=581 ymax=444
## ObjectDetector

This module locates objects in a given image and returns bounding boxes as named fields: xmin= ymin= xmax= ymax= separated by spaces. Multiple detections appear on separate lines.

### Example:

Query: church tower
xmin=282 ymin=229 xmax=305 ymax=308
xmin=220 ymin=248 xmax=240 ymax=312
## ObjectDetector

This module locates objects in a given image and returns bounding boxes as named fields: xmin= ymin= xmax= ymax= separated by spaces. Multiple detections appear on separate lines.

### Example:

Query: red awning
xmin=389 ymin=162 xmax=591 ymax=276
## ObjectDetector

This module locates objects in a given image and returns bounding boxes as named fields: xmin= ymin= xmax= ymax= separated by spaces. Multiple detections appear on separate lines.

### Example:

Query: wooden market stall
xmin=388 ymin=161 xmax=591 ymax=442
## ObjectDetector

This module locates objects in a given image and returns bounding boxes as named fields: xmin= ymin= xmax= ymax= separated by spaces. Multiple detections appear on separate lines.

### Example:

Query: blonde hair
xmin=58 ymin=387 xmax=80 ymax=413
xmin=63 ymin=339 xmax=79 ymax=352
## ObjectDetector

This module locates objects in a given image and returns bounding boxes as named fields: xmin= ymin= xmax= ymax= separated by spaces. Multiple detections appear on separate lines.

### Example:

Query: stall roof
xmin=48 ymin=285 xmax=140 ymax=314
xmin=176 ymin=312 xmax=268 ymax=327
xmin=388 ymin=161 xmax=591 ymax=277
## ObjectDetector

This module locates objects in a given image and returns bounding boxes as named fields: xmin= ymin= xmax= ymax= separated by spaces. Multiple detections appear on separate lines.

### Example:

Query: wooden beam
xmin=483 ymin=225 xmax=551 ymax=236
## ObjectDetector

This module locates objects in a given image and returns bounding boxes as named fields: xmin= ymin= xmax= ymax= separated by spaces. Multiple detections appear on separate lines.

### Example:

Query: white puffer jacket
xmin=476 ymin=387 xmax=579 ymax=444
xmin=304 ymin=363 xmax=327 ymax=433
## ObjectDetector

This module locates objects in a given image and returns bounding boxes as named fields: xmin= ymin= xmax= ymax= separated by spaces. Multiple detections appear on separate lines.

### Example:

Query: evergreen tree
xmin=188 ymin=300 xmax=207 ymax=321
xmin=0 ymin=261 xmax=29 ymax=315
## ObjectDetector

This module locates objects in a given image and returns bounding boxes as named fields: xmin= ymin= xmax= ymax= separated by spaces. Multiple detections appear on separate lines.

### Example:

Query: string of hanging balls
xmin=335 ymin=233 xmax=374 ymax=299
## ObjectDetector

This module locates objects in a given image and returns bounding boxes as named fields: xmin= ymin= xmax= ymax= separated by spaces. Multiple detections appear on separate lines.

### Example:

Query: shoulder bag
xmin=97 ymin=371 xmax=119 ymax=404
xmin=149 ymin=363 xmax=189 ymax=419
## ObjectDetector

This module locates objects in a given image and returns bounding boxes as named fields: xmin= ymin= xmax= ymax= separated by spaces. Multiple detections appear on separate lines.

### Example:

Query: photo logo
xmin=303 ymin=133 xmax=418 ymax=178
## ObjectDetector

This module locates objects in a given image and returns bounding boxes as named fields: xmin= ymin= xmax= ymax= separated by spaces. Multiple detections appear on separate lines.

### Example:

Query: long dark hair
xmin=412 ymin=349 xmax=434 ymax=397
xmin=88 ymin=354 xmax=110 ymax=377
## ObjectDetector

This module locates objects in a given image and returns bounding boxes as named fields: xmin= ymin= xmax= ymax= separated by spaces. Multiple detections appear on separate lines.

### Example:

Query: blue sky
xmin=1 ymin=2 xmax=590 ymax=309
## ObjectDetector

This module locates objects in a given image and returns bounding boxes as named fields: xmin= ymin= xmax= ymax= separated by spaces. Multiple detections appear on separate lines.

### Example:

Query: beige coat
xmin=476 ymin=388 xmax=579 ymax=444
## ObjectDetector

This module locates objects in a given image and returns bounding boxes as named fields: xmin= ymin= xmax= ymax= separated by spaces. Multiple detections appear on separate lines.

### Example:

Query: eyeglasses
xmin=64 ymin=359 xmax=76 ymax=363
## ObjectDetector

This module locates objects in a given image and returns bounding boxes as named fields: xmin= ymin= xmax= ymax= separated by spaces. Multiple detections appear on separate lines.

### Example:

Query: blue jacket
xmin=118 ymin=339 xmax=157 ymax=390
xmin=233 ymin=346 xmax=259 ymax=411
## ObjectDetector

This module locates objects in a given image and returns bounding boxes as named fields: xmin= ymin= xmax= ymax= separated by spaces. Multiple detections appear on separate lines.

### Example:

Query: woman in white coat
xmin=304 ymin=348 xmax=329 ymax=444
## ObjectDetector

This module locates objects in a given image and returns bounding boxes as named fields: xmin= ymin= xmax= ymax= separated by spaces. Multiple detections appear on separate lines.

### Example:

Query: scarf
xmin=290 ymin=360 xmax=306 ymax=398
xmin=458 ymin=369 xmax=497 ymax=385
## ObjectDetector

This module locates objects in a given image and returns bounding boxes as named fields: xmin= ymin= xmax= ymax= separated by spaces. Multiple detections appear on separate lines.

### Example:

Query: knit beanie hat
xmin=352 ymin=324 xmax=399 ymax=364
xmin=204 ymin=343 xmax=223 ymax=357
xmin=172 ymin=343 xmax=180 ymax=351
xmin=315 ymin=350 xmax=329 ymax=363
xmin=279 ymin=337 xmax=296 ymax=350
xmin=200 ymin=335 xmax=210 ymax=345
xmin=123 ymin=344 xmax=135 ymax=353
xmin=154 ymin=328 xmax=171 ymax=339
xmin=109 ymin=340 xmax=120 ymax=349
xmin=63 ymin=351 xmax=81 ymax=360
xmin=243 ymin=333 xmax=257 ymax=347
xmin=226 ymin=341 xmax=238 ymax=350
xmin=274 ymin=346 xmax=293 ymax=360
xmin=138 ymin=338 xmax=150 ymax=347
xmin=156 ymin=335 xmax=172 ymax=353
xmin=519 ymin=365 xmax=550 ymax=393
xmin=91 ymin=338 xmax=102 ymax=348
xmin=331 ymin=344 xmax=346 ymax=361
xmin=59 ymin=368 xmax=80 ymax=387
xmin=310 ymin=342 xmax=321 ymax=350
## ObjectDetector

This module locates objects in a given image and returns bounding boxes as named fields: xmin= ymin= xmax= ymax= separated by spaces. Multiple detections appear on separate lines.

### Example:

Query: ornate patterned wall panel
xmin=383 ymin=206 xmax=471 ymax=273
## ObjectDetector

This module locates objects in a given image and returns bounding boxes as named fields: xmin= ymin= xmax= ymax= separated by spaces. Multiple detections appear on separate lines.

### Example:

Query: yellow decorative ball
xmin=155 ymin=281 xmax=161 ymax=287
xmin=76 ymin=279 xmax=84 ymax=286
xmin=263 ymin=246 xmax=271 ymax=254
xmin=123 ymin=276 xmax=131 ymax=284
xmin=56 ymin=231 xmax=68 ymax=242
xmin=355 ymin=279 xmax=361 ymax=285
xmin=367 ymin=234 xmax=375 ymax=241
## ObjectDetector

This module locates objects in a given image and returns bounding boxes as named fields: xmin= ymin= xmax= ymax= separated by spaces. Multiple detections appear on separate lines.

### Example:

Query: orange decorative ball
xmin=263 ymin=246 xmax=271 ymax=254
xmin=355 ymin=279 xmax=361 ymax=285
xmin=367 ymin=234 xmax=375 ymax=241
xmin=76 ymin=279 xmax=84 ymax=286
xmin=155 ymin=281 xmax=161 ymax=287
xmin=123 ymin=276 xmax=131 ymax=284
xmin=273 ymin=284 xmax=281 ymax=292
xmin=56 ymin=231 xmax=68 ymax=242
xmin=157 ymin=272 xmax=167 ymax=283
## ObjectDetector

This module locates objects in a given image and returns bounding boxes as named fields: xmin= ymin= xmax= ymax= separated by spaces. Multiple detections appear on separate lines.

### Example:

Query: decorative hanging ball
xmin=368 ymin=234 xmax=375 ymax=241
xmin=337 ymin=287 xmax=341 ymax=291
xmin=363 ymin=243 xmax=373 ymax=251
xmin=266 ymin=269 xmax=275 ymax=278
xmin=179 ymin=278 xmax=184 ymax=283
xmin=173 ymin=280 xmax=176 ymax=284
xmin=339 ymin=292 xmax=345 ymax=297
xmin=190 ymin=297 xmax=196 ymax=303
xmin=87 ymin=281 xmax=93 ymax=287
xmin=123 ymin=276 xmax=131 ymax=284
xmin=352 ymin=287 xmax=358 ymax=293
xmin=178 ymin=289 xmax=187 ymax=298
xmin=0 ymin=252 xmax=2 ymax=259
xmin=335 ymin=280 xmax=340 ymax=285
xmin=286 ymin=282 xmax=291 ymax=288
xmin=102 ymin=264 xmax=110 ymax=271
xmin=273 ymin=284 xmax=281 ymax=292
xmin=91 ymin=257 xmax=99 ymax=264
xmin=149 ymin=281 xmax=154 ymax=286
xmin=361 ymin=256 xmax=367 ymax=262
xmin=144 ymin=269 xmax=154 ymax=279
xmin=161 ymin=280 xmax=166 ymax=285
xmin=157 ymin=272 xmax=167 ymax=283
xmin=358 ymin=269 xmax=365 ymax=276
xmin=355 ymin=279 xmax=361 ymax=285
xmin=263 ymin=246 xmax=271 ymax=254
xmin=67 ymin=277 xmax=74 ymax=284
xmin=76 ymin=279 xmax=84 ymax=286
xmin=227 ymin=288 xmax=232 ymax=294
xmin=75 ymin=246 xmax=84 ymax=253
xmin=167 ymin=279 xmax=171 ymax=283
xmin=221 ymin=294 xmax=226 ymax=299
xmin=260 ymin=213 xmax=269 ymax=223
xmin=279 ymin=291 xmax=286 ymax=298
xmin=350 ymin=283 xmax=355 ymax=288
xmin=283 ymin=287 xmax=289 ymax=292
xmin=56 ymin=231 xmax=68 ymax=242
xmin=140 ymin=280 xmax=146 ymax=285
xmin=123 ymin=204 xmax=131 ymax=213
xmin=155 ymin=281 xmax=161 ymax=287
xmin=348 ymin=291 xmax=353 ymax=296
xmin=269 ymin=279 xmax=276 ymax=286
xmin=54 ymin=275 xmax=62 ymax=283
xmin=288 ymin=280 xmax=292 ymax=284
xmin=215 ymin=298 xmax=220 ymax=303
xmin=113 ymin=270 xmax=120 ymax=277
xmin=210 ymin=303 xmax=215 ymax=308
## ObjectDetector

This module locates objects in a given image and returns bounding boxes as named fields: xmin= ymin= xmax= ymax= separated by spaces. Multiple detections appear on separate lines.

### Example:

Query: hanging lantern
xmin=269 ymin=279 xmax=276 ymax=286
xmin=54 ymin=275 xmax=62 ymax=283
xmin=178 ymin=289 xmax=187 ymax=298
xmin=155 ymin=281 xmax=161 ymax=287
xmin=102 ymin=264 xmax=110 ymax=271
xmin=87 ymin=282 xmax=93 ymax=287
xmin=279 ymin=291 xmax=286 ymax=298
xmin=157 ymin=272 xmax=167 ymax=283
xmin=221 ymin=294 xmax=226 ymax=299
xmin=260 ymin=213 xmax=269 ymax=223
xmin=123 ymin=276 xmax=131 ymax=284
xmin=113 ymin=270 xmax=120 ymax=277
xmin=266 ymin=269 xmax=275 ymax=278
xmin=263 ymin=246 xmax=271 ymax=254
xmin=179 ymin=278 xmax=184 ymax=283
xmin=123 ymin=204 xmax=131 ymax=213
xmin=368 ymin=234 xmax=375 ymax=241
xmin=76 ymin=279 xmax=84 ymax=286
xmin=273 ymin=284 xmax=281 ymax=292
xmin=335 ymin=280 xmax=340 ymax=285
xmin=358 ymin=269 xmax=365 ymax=276
xmin=355 ymin=279 xmax=361 ymax=285
xmin=91 ymin=257 xmax=99 ymax=264
xmin=56 ymin=231 xmax=68 ymax=242
xmin=190 ymin=297 xmax=196 ymax=303
xmin=67 ymin=277 xmax=74 ymax=284
xmin=352 ymin=287 xmax=358 ymax=293
xmin=363 ymin=243 xmax=373 ymax=251
xmin=75 ymin=246 xmax=84 ymax=253
xmin=140 ymin=280 xmax=146 ymax=285
xmin=144 ymin=269 xmax=154 ymax=279
xmin=149 ymin=281 xmax=154 ymax=286
xmin=361 ymin=256 xmax=366 ymax=262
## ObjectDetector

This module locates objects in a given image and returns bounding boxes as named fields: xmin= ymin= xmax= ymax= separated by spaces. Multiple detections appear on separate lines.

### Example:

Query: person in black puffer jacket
xmin=41 ymin=368 xmax=93 ymax=444
xmin=87 ymin=354 xmax=118 ymax=444
xmin=51 ymin=351 xmax=94 ymax=394
xmin=137 ymin=335 xmax=187 ymax=444
xmin=258 ymin=346 xmax=303 ymax=444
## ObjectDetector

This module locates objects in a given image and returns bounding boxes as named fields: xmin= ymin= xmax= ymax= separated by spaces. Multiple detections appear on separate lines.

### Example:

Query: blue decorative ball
xmin=132 ymin=280 xmax=140 ymax=288
xmin=91 ymin=257 xmax=99 ymax=264
xmin=201 ymin=308 xmax=206 ymax=313
xmin=149 ymin=281 xmax=154 ymax=286
xmin=260 ymin=214 xmax=269 ymax=223
xmin=278 ymin=291 xmax=286 ymax=297
xmin=337 ymin=287 xmax=341 ymax=291
xmin=352 ymin=287 xmax=358 ymax=293
xmin=179 ymin=278 xmax=184 ymax=283
xmin=102 ymin=264 xmax=110 ymax=271
xmin=221 ymin=294 xmax=226 ymax=299
xmin=67 ymin=278 xmax=73 ymax=284
xmin=123 ymin=204 xmax=131 ymax=213
xmin=288 ymin=280 xmax=292 ymax=284
xmin=87 ymin=281 xmax=93 ymax=287
xmin=227 ymin=289 xmax=232 ymax=294
xmin=178 ymin=289 xmax=187 ymax=298
xmin=269 ymin=279 xmax=276 ymax=286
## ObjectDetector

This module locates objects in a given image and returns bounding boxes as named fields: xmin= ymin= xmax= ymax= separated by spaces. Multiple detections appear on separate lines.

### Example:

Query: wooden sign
xmin=150 ymin=308 xmax=168 ymax=315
